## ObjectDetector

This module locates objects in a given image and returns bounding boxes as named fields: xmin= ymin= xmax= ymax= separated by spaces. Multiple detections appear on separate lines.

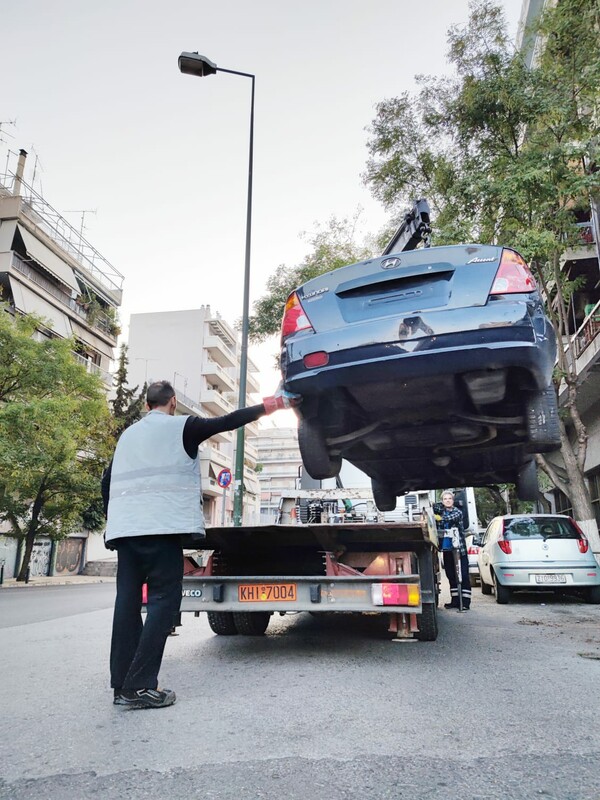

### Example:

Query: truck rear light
xmin=142 ymin=583 xmax=148 ymax=604
xmin=303 ymin=351 xmax=329 ymax=368
xmin=281 ymin=292 xmax=313 ymax=341
xmin=497 ymin=539 xmax=512 ymax=554
xmin=371 ymin=583 xmax=420 ymax=606
xmin=490 ymin=249 xmax=536 ymax=294
xmin=578 ymin=538 xmax=589 ymax=553
xmin=467 ymin=546 xmax=480 ymax=555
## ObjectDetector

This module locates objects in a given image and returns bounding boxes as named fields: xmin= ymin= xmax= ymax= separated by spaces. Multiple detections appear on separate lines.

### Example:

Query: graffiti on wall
xmin=55 ymin=538 xmax=84 ymax=574
xmin=29 ymin=540 xmax=52 ymax=577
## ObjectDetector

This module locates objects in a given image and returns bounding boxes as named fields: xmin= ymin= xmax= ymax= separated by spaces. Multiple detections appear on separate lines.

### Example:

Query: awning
xmin=9 ymin=277 xmax=73 ymax=338
xmin=0 ymin=220 xmax=17 ymax=252
xmin=17 ymin=224 xmax=80 ymax=293
xmin=70 ymin=319 xmax=114 ymax=358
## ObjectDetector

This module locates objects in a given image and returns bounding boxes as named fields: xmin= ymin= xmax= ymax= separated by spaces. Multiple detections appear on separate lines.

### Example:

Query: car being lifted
xmin=279 ymin=203 xmax=560 ymax=509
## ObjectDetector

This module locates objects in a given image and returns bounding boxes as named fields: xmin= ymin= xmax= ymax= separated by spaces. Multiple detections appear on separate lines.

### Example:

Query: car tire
xmin=493 ymin=571 xmax=511 ymax=604
xmin=233 ymin=612 xmax=271 ymax=635
xmin=517 ymin=460 xmax=538 ymax=501
xmin=372 ymin=479 xmax=397 ymax=512
xmin=298 ymin=418 xmax=341 ymax=480
xmin=415 ymin=603 xmax=438 ymax=641
xmin=480 ymin=574 xmax=493 ymax=595
xmin=207 ymin=612 xmax=238 ymax=635
xmin=526 ymin=386 xmax=561 ymax=453
xmin=584 ymin=586 xmax=600 ymax=604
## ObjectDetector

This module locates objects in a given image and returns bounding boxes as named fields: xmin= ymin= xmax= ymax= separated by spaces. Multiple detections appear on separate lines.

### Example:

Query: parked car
xmin=477 ymin=514 xmax=600 ymax=604
xmin=280 ymin=244 xmax=559 ymax=509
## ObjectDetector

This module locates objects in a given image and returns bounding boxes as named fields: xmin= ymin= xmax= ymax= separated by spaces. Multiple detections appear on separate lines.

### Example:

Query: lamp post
xmin=178 ymin=51 xmax=255 ymax=527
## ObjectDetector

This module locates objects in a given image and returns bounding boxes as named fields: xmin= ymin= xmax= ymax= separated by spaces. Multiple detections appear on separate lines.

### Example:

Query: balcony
xmin=201 ymin=358 xmax=235 ymax=392
xmin=71 ymin=352 xmax=113 ymax=386
xmin=201 ymin=389 xmax=234 ymax=416
xmin=563 ymin=222 xmax=598 ymax=262
xmin=246 ymin=371 xmax=261 ymax=394
xmin=245 ymin=439 xmax=259 ymax=462
xmin=201 ymin=445 xmax=232 ymax=470
xmin=204 ymin=335 xmax=237 ymax=369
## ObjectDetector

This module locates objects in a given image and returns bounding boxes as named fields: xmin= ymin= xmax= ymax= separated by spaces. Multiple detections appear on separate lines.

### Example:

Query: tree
xmin=112 ymin=344 xmax=146 ymax=437
xmin=0 ymin=307 xmax=113 ymax=580
xmin=364 ymin=0 xmax=600 ymax=549
xmin=248 ymin=214 xmax=376 ymax=343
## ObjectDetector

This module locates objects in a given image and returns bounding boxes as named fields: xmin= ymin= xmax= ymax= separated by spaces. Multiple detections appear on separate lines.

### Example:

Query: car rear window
xmin=503 ymin=517 xmax=579 ymax=540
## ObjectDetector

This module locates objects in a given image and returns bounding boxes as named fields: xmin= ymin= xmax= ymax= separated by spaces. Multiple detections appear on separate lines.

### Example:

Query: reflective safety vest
xmin=105 ymin=410 xmax=204 ymax=542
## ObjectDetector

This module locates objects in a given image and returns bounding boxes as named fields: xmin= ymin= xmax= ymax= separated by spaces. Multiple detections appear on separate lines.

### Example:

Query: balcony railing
xmin=573 ymin=300 xmax=600 ymax=359
xmin=71 ymin=352 xmax=112 ymax=385
xmin=11 ymin=253 xmax=118 ymax=341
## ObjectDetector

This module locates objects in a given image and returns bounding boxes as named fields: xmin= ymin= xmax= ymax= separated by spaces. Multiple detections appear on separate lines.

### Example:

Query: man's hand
xmin=263 ymin=382 xmax=302 ymax=414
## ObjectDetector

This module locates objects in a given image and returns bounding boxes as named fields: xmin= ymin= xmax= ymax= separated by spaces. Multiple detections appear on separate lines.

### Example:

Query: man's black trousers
xmin=110 ymin=535 xmax=183 ymax=691
xmin=442 ymin=550 xmax=472 ymax=609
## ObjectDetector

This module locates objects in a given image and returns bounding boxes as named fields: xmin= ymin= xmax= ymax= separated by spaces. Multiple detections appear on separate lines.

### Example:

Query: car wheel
xmin=371 ymin=479 xmax=397 ymax=512
xmin=298 ymin=418 xmax=341 ymax=480
xmin=584 ymin=586 xmax=600 ymax=604
xmin=526 ymin=386 xmax=561 ymax=453
xmin=493 ymin=571 xmax=511 ymax=604
xmin=233 ymin=612 xmax=271 ymax=635
xmin=517 ymin=460 xmax=538 ymax=501
xmin=480 ymin=573 xmax=493 ymax=595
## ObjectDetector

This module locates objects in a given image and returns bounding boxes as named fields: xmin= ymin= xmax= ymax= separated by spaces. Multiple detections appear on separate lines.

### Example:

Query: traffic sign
xmin=217 ymin=468 xmax=232 ymax=489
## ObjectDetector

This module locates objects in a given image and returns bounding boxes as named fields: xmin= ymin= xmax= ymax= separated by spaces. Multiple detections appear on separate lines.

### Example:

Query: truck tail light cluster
xmin=281 ymin=292 xmax=313 ymax=341
xmin=371 ymin=583 xmax=420 ymax=607
xmin=490 ymin=249 xmax=537 ymax=295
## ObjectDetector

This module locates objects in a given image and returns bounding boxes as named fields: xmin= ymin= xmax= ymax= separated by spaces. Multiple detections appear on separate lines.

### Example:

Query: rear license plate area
xmin=238 ymin=583 xmax=297 ymax=602
xmin=534 ymin=574 xmax=567 ymax=584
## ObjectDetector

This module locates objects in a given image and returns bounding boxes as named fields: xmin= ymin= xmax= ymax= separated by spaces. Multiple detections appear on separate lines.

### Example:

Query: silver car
xmin=478 ymin=514 xmax=600 ymax=604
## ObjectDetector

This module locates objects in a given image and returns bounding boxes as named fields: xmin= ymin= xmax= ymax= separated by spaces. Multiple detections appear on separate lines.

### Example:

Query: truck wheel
xmin=207 ymin=611 xmax=238 ymax=635
xmin=526 ymin=386 xmax=560 ymax=453
xmin=415 ymin=602 xmax=438 ymax=641
xmin=372 ymin=479 xmax=396 ymax=512
xmin=298 ymin=418 xmax=341 ymax=480
xmin=516 ymin=460 xmax=538 ymax=501
xmin=233 ymin=612 xmax=271 ymax=635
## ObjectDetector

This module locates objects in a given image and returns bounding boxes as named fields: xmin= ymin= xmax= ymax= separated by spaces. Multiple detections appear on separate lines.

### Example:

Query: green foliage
xmin=248 ymin=214 xmax=374 ymax=342
xmin=111 ymin=344 xmax=146 ymax=437
xmin=0 ymin=306 xmax=112 ymax=579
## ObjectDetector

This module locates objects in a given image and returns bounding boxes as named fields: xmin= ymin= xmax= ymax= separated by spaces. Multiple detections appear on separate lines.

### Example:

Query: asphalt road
xmin=1 ymin=582 xmax=600 ymax=799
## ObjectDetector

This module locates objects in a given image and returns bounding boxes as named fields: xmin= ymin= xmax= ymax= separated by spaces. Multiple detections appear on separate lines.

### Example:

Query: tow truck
xmin=170 ymin=200 xmax=443 ymax=641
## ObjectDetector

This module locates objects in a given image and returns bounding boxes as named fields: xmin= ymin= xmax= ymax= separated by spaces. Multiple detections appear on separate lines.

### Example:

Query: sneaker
xmin=113 ymin=688 xmax=127 ymax=706
xmin=115 ymin=688 xmax=176 ymax=709
xmin=444 ymin=602 xmax=459 ymax=609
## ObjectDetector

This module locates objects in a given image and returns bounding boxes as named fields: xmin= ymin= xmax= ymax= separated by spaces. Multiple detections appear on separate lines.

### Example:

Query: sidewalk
xmin=1 ymin=575 xmax=116 ymax=589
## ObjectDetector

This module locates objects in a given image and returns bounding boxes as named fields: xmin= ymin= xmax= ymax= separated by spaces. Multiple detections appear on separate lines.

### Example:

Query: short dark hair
xmin=146 ymin=380 xmax=175 ymax=409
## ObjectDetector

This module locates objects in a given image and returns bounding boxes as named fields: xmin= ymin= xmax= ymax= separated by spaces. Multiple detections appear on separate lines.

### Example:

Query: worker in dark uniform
xmin=102 ymin=379 xmax=300 ymax=709
xmin=433 ymin=490 xmax=471 ymax=611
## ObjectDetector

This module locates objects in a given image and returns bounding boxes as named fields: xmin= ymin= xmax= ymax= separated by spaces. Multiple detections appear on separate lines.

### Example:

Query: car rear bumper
xmin=284 ymin=332 xmax=554 ymax=395
xmin=495 ymin=564 xmax=600 ymax=588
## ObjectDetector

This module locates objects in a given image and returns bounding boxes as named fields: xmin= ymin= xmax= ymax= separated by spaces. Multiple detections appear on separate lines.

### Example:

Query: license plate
xmin=238 ymin=583 xmax=297 ymax=602
xmin=535 ymin=574 xmax=567 ymax=584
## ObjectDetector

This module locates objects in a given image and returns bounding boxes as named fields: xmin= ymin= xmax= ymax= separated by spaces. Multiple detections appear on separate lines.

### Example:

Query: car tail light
xmin=371 ymin=583 xmax=420 ymax=607
xmin=281 ymin=292 xmax=313 ymax=340
xmin=497 ymin=539 xmax=512 ymax=554
xmin=490 ymin=249 xmax=536 ymax=294
xmin=578 ymin=538 xmax=589 ymax=554
xmin=303 ymin=351 xmax=329 ymax=368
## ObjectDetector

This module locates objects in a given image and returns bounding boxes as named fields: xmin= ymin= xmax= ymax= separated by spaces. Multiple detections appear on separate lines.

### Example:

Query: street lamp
xmin=178 ymin=51 xmax=255 ymax=528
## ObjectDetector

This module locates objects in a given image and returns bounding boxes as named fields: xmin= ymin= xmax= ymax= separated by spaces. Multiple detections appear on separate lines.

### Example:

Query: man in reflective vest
xmin=102 ymin=379 xmax=300 ymax=709
xmin=433 ymin=490 xmax=472 ymax=612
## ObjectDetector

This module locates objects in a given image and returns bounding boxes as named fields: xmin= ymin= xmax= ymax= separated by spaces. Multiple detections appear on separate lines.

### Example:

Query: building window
xmin=554 ymin=489 xmax=573 ymax=518
xmin=588 ymin=470 xmax=600 ymax=526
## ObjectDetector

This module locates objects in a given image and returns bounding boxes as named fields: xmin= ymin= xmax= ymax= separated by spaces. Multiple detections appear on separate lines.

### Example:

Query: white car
xmin=478 ymin=514 xmax=600 ymax=604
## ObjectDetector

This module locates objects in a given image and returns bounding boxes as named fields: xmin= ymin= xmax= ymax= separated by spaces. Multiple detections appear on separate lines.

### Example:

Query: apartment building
xmin=0 ymin=150 xmax=123 ymax=387
xmin=0 ymin=148 xmax=124 ymax=578
xmin=257 ymin=426 xmax=303 ymax=522
xmin=127 ymin=306 xmax=261 ymax=526
xmin=517 ymin=0 xmax=600 ymax=523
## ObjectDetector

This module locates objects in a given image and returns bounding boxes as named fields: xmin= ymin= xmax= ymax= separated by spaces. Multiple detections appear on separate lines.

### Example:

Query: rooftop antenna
xmin=65 ymin=208 xmax=98 ymax=239
xmin=0 ymin=119 xmax=17 ymax=145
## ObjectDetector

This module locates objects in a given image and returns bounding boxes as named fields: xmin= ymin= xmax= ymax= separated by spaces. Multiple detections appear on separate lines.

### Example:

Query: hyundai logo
xmin=381 ymin=257 xmax=402 ymax=270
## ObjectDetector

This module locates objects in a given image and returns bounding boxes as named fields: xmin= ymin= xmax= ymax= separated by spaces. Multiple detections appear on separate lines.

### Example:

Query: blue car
xmin=280 ymin=244 xmax=559 ymax=510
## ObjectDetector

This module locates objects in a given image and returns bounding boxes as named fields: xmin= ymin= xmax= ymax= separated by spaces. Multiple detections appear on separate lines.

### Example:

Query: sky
xmin=1 ymin=0 xmax=525 ymax=403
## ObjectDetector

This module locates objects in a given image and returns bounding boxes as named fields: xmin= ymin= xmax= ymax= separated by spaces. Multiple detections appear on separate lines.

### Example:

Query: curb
xmin=1 ymin=576 xmax=116 ymax=589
